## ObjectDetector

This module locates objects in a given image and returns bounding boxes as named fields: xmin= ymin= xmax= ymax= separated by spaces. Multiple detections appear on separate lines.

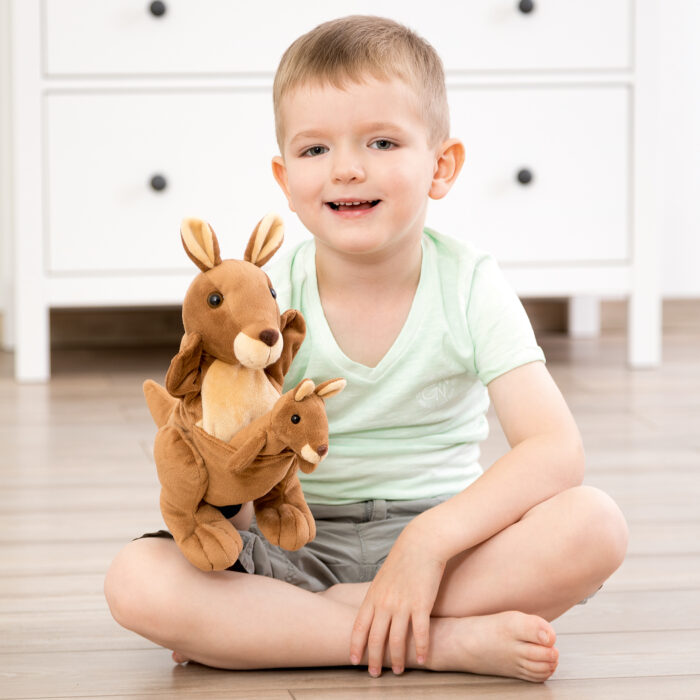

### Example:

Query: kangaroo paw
xmin=256 ymin=503 xmax=315 ymax=551
xmin=180 ymin=520 xmax=243 ymax=571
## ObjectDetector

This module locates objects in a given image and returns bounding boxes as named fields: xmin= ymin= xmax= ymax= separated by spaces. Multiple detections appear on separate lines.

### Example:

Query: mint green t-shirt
xmin=266 ymin=228 xmax=545 ymax=505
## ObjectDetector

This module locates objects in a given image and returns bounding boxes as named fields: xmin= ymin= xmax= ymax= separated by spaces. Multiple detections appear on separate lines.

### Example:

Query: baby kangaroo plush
xmin=226 ymin=377 xmax=345 ymax=550
xmin=143 ymin=214 xmax=326 ymax=571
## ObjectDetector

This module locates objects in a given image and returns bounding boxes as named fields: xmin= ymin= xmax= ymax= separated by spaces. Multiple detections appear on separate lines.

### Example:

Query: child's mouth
xmin=326 ymin=200 xmax=381 ymax=212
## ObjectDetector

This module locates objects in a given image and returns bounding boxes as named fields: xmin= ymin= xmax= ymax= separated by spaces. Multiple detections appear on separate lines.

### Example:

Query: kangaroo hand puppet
xmin=143 ymin=214 xmax=319 ymax=572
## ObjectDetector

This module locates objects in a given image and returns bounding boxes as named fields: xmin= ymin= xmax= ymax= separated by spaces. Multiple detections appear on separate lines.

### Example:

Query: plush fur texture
xmin=143 ymin=215 xmax=342 ymax=572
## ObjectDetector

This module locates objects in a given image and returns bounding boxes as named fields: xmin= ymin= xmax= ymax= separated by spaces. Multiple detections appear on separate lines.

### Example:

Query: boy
xmin=105 ymin=16 xmax=628 ymax=684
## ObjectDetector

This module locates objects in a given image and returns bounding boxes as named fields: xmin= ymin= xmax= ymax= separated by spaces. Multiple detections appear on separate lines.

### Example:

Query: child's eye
xmin=301 ymin=145 xmax=328 ymax=157
xmin=370 ymin=139 xmax=396 ymax=150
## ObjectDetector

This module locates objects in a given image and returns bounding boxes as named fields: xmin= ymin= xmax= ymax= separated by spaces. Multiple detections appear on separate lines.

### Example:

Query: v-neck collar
xmin=304 ymin=233 xmax=431 ymax=381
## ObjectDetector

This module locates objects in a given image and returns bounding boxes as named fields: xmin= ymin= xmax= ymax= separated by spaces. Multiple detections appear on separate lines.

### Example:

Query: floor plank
xmin=291 ymin=675 xmax=700 ymax=699
xmin=605 ymin=554 xmax=700 ymax=591
xmin=553 ymin=629 xmax=700 ymax=679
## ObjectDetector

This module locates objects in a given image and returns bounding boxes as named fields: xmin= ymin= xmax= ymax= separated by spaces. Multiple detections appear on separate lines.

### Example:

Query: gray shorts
xmin=140 ymin=495 xmax=600 ymax=602
xmin=237 ymin=496 xmax=451 ymax=592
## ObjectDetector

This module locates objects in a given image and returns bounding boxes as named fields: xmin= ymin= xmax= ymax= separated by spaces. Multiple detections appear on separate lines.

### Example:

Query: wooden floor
xmin=1 ymin=330 xmax=699 ymax=699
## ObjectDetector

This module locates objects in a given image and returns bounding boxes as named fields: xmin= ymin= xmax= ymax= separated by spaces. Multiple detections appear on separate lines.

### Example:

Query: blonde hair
xmin=273 ymin=15 xmax=449 ymax=150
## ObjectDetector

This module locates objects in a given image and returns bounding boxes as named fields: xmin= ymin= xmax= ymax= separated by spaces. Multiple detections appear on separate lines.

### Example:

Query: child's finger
xmin=349 ymin=604 xmax=374 ymax=665
xmin=388 ymin=613 xmax=410 ymax=674
xmin=366 ymin=610 xmax=391 ymax=676
xmin=412 ymin=610 xmax=431 ymax=664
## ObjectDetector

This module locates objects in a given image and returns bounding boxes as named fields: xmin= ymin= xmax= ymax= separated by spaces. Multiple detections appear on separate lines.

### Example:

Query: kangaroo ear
xmin=294 ymin=379 xmax=316 ymax=401
xmin=315 ymin=378 xmax=347 ymax=399
xmin=244 ymin=213 xmax=284 ymax=267
xmin=181 ymin=218 xmax=222 ymax=272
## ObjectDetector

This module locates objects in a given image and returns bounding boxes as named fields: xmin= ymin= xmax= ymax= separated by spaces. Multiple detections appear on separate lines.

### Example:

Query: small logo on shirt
xmin=416 ymin=379 xmax=457 ymax=409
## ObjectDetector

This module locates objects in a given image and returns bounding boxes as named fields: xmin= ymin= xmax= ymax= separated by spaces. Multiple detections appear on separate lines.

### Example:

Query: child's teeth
xmin=328 ymin=200 xmax=378 ymax=210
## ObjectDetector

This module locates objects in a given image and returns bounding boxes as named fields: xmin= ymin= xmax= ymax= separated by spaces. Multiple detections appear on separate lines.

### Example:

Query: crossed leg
xmin=317 ymin=485 xmax=628 ymax=679
xmin=105 ymin=485 xmax=628 ymax=683
xmin=324 ymin=484 xmax=626 ymax=619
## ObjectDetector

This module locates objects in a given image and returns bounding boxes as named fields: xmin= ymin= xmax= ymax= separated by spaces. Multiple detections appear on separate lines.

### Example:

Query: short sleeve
xmin=466 ymin=255 xmax=545 ymax=385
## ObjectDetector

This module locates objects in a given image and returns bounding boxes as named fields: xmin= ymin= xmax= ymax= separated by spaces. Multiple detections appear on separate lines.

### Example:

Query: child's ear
xmin=429 ymin=138 xmax=465 ymax=201
xmin=271 ymin=156 xmax=296 ymax=213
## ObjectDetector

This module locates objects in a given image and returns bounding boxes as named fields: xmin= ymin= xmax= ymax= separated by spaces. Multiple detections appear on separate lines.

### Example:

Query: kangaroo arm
xmin=226 ymin=427 xmax=269 ymax=474
xmin=265 ymin=309 xmax=306 ymax=391
xmin=165 ymin=332 xmax=204 ymax=397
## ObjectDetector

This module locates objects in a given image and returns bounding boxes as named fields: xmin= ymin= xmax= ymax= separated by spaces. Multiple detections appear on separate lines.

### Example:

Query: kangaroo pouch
xmin=189 ymin=423 xmax=296 ymax=506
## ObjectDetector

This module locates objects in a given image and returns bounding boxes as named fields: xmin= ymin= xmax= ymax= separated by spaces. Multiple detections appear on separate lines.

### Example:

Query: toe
xmin=519 ymin=658 xmax=556 ymax=682
xmin=519 ymin=641 xmax=558 ymax=664
xmin=171 ymin=651 xmax=189 ymax=664
xmin=527 ymin=614 xmax=556 ymax=647
xmin=508 ymin=611 xmax=556 ymax=647
xmin=535 ymin=621 xmax=556 ymax=647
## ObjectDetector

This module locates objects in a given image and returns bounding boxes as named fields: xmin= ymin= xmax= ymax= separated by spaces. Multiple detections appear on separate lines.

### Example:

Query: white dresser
xmin=5 ymin=0 xmax=661 ymax=380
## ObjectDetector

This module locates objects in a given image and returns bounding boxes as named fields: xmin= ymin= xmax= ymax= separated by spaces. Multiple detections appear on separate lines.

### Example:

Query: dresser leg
xmin=568 ymin=296 xmax=601 ymax=338
xmin=628 ymin=291 xmax=662 ymax=369
xmin=14 ymin=303 xmax=50 ymax=382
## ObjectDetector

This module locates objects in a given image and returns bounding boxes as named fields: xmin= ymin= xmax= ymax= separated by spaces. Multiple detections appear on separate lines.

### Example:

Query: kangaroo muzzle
xmin=301 ymin=444 xmax=327 ymax=464
xmin=233 ymin=331 xmax=283 ymax=369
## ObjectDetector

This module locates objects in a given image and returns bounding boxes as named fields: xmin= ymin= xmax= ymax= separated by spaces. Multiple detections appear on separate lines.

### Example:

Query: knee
xmin=566 ymin=485 xmax=629 ymax=578
xmin=104 ymin=538 xmax=177 ymax=634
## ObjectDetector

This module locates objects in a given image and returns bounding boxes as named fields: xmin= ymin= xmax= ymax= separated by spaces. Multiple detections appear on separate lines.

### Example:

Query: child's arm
xmin=349 ymin=360 xmax=584 ymax=673
xmin=422 ymin=359 xmax=585 ymax=556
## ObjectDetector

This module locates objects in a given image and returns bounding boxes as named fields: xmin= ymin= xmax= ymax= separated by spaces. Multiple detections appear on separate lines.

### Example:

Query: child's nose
xmin=331 ymin=151 xmax=366 ymax=184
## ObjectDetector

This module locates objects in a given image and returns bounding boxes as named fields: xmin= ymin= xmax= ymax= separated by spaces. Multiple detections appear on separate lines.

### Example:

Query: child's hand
xmin=349 ymin=521 xmax=446 ymax=675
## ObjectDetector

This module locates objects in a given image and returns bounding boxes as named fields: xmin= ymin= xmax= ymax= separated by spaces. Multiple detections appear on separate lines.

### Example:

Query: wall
xmin=657 ymin=1 xmax=700 ymax=297
xmin=0 ymin=0 xmax=13 ymax=347
xmin=0 ymin=0 xmax=12 ymax=349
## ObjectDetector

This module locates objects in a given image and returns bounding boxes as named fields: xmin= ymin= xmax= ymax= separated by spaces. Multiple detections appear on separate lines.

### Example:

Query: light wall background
xmin=654 ymin=1 xmax=700 ymax=297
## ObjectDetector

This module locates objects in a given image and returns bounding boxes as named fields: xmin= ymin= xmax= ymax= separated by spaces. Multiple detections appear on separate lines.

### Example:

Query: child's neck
xmin=314 ymin=236 xmax=422 ymax=300
xmin=313 ymin=234 xmax=423 ymax=368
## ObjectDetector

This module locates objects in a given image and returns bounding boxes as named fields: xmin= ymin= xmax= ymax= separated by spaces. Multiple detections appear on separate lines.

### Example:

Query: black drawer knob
xmin=516 ymin=168 xmax=533 ymax=185
xmin=150 ymin=174 xmax=168 ymax=192
xmin=149 ymin=1 xmax=167 ymax=17
xmin=518 ymin=0 xmax=535 ymax=13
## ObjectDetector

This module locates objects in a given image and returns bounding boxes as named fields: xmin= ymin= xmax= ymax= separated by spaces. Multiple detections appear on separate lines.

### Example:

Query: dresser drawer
xmin=427 ymin=87 xmax=629 ymax=264
xmin=45 ymin=92 xmax=297 ymax=274
xmin=44 ymin=0 xmax=631 ymax=76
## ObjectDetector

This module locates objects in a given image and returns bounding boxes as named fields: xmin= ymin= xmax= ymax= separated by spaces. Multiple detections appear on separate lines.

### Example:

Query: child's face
xmin=272 ymin=77 xmax=447 ymax=258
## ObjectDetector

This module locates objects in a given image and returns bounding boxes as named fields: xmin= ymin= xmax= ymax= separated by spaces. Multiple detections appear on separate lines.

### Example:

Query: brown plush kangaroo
xmin=143 ymin=214 xmax=315 ymax=571
xmin=146 ymin=376 xmax=345 ymax=554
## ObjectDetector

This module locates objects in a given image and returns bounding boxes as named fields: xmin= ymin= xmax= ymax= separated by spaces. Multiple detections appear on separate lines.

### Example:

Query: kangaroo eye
xmin=270 ymin=287 xmax=277 ymax=299
xmin=207 ymin=292 xmax=223 ymax=308
xmin=290 ymin=414 xmax=301 ymax=424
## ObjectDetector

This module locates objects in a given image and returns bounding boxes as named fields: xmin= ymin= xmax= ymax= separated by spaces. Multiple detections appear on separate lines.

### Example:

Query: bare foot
xmin=171 ymin=650 xmax=190 ymax=664
xmin=427 ymin=611 xmax=559 ymax=683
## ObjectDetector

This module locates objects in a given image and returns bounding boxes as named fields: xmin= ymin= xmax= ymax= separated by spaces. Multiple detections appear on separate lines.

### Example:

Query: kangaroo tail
xmin=143 ymin=379 xmax=177 ymax=428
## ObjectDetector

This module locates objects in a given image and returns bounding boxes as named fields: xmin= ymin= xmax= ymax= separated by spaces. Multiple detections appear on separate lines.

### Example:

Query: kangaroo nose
xmin=316 ymin=444 xmax=328 ymax=457
xmin=259 ymin=329 xmax=279 ymax=347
